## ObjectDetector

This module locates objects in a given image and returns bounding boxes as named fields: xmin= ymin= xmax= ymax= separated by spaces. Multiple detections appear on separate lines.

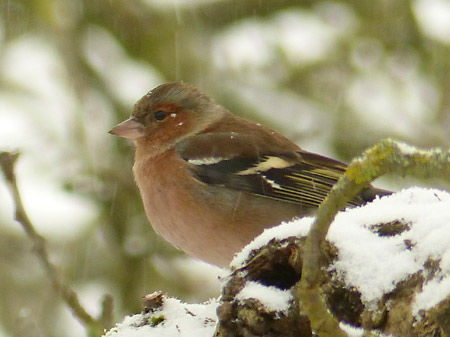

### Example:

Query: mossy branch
xmin=297 ymin=138 xmax=450 ymax=337
xmin=0 ymin=151 xmax=110 ymax=337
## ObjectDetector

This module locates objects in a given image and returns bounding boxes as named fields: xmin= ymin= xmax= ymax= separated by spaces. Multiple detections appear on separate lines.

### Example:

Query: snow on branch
xmin=104 ymin=140 xmax=450 ymax=337
xmin=298 ymin=138 xmax=449 ymax=336
xmin=104 ymin=187 xmax=450 ymax=337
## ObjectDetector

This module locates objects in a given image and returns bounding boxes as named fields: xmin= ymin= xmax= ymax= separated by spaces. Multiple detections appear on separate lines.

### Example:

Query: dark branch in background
xmin=0 ymin=151 xmax=112 ymax=337
xmin=297 ymin=139 xmax=450 ymax=337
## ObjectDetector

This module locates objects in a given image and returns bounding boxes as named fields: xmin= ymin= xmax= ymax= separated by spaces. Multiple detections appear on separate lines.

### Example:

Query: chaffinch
xmin=109 ymin=82 xmax=390 ymax=267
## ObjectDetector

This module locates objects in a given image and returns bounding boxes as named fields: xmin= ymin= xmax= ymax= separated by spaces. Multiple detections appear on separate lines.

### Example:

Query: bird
xmin=109 ymin=82 xmax=390 ymax=267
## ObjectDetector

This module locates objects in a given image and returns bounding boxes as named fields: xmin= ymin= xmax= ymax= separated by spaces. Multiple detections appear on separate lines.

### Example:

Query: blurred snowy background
xmin=0 ymin=0 xmax=449 ymax=336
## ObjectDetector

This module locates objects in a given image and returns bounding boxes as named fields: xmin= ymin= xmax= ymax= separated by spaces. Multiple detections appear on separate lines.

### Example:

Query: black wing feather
xmin=176 ymin=133 xmax=390 ymax=208
xmin=185 ymin=153 xmax=366 ymax=208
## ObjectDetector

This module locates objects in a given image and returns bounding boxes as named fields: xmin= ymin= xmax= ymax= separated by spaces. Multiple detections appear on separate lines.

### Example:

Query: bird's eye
xmin=154 ymin=110 xmax=167 ymax=121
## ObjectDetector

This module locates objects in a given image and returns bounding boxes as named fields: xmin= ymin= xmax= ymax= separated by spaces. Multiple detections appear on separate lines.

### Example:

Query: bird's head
xmin=109 ymin=82 xmax=227 ymax=150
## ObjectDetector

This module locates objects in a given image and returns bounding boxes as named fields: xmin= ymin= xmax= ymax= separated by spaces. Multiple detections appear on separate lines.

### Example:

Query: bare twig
xmin=100 ymin=294 xmax=115 ymax=331
xmin=297 ymin=139 xmax=450 ymax=337
xmin=0 ymin=151 xmax=106 ymax=337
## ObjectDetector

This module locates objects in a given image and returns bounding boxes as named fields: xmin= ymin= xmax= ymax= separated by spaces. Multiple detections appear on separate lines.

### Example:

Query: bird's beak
xmin=109 ymin=118 xmax=146 ymax=140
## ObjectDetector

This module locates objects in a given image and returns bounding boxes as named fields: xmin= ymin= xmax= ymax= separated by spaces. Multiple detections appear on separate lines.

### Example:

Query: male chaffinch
xmin=110 ymin=82 xmax=390 ymax=267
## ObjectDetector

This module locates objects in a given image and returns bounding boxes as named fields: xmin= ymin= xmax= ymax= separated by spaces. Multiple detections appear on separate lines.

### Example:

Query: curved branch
xmin=0 ymin=151 xmax=106 ymax=337
xmin=297 ymin=139 xmax=450 ymax=336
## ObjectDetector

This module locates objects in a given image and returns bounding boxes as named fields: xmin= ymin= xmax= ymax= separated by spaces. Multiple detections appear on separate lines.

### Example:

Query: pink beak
xmin=109 ymin=118 xmax=146 ymax=140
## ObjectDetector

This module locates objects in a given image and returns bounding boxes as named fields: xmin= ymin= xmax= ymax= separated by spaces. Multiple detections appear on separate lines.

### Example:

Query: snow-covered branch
xmin=105 ymin=187 xmax=450 ymax=337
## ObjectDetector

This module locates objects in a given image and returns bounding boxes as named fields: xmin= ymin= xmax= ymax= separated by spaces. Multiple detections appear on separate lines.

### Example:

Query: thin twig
xmin=0 ymin=151 xmax=105 ymax=337
xmin=297 ymin=139 xmax=450 ymax=337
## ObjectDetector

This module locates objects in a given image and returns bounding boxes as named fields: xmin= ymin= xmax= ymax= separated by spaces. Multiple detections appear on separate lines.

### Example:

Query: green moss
xmin=150 ymin=315 xmax=165 ymax=327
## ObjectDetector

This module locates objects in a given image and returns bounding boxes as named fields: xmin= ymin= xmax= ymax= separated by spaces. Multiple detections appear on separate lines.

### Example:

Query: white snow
xmin=412 ymin=275 xmax=450 ymax=315
xmin=231 ymin=216 xmax=313 ymax=269
xmin=104 ymin=297 xmax=218 ymax=337
xmin=235 ymin=281 xmax=292 ymax=313
xmin=340 ymin=323 xmax=393 ymax=337
xmin=232 ymin=187 xmax=450 ymax=314
xmin=396 ymin=142 xmax=420 ymax=155
xmin=106 ymin=187 xmax=450 ymax=336
xmin=328 ymin=187 xmax=450 ymax=307
xmin=339 ymin=323 xmax=364 ymax=337
xmin=396 ymin=141 xmax=443 ymax=156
